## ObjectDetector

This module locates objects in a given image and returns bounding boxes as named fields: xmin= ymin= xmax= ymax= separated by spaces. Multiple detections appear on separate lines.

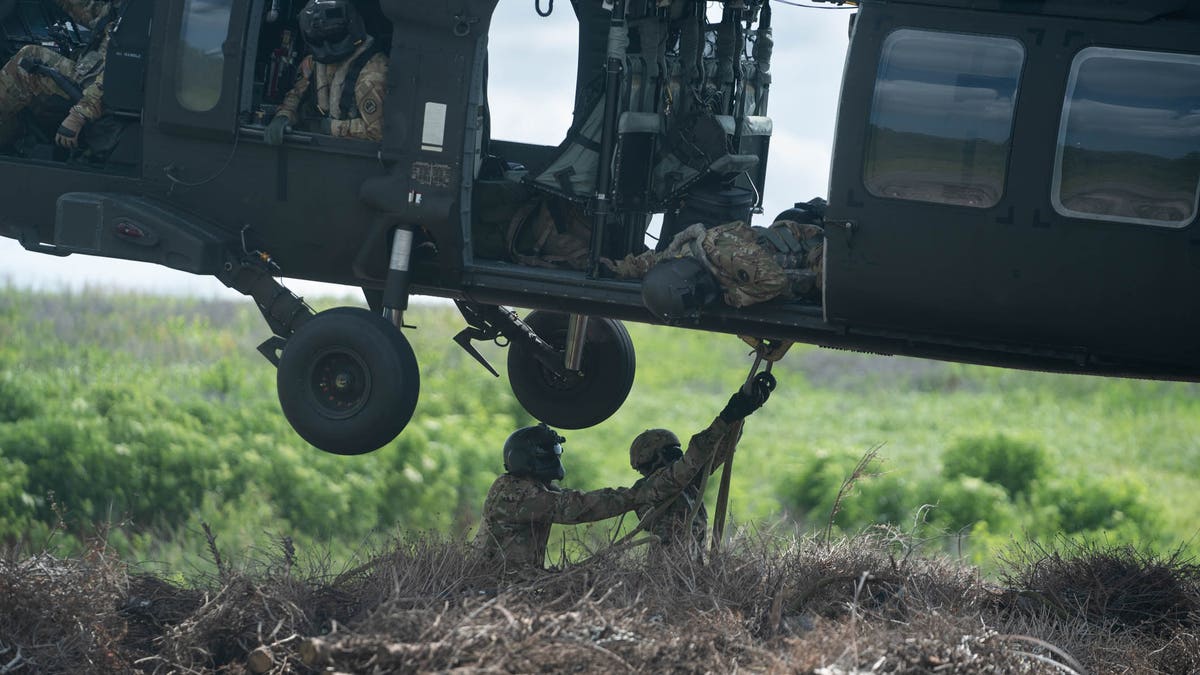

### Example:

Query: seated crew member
xmin=0 ymin=0 xmax=123 ymax=149
xmin=264 ymin=0 xmax=387 ymax=144
xmin=473 ymin=374 xmax=776 ymax=572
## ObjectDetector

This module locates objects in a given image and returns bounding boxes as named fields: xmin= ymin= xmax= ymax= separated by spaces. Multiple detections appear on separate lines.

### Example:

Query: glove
xmin=719 ymin=372 xmax=777 ymax=422
xmin=55 ymin=109 xmax=87 ymax=149
xmin=264 ymin=115 xmax=289 ymax=145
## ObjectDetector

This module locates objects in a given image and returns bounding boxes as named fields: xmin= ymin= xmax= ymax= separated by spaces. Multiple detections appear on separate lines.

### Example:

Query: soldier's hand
xmin=55 ymin=109 xmax=87 ymax=149
xmin=264 ymin=116 xmax=289 ymax=145
xmin=718 ymin=372 xmax=776 ymax=422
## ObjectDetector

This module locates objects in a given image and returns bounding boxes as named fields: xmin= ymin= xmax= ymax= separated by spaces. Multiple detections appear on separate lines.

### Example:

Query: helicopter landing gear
xmin=276 ymin=307 xmax=420 ymax=455
xmin=506 ymin=310 xmax=636 ymax=429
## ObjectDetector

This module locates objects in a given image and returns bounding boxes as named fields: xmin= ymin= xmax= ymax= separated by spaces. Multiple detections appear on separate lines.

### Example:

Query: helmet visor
xmin=532 ymin=442 xmax=565 ymax=481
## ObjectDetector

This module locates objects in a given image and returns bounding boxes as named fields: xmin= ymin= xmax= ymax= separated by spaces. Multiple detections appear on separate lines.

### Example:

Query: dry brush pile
xmin=1 ymin=532 xmax=1198 ymax=674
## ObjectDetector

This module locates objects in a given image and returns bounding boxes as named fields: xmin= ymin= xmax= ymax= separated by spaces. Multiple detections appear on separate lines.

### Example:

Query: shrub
xmin=942 ymin=433 xmax=1046 ymax=497
xmin=777 ymin=449 xmax=929 ymax=533
xmin=0 ymin=372 xmax=42 ymax=423
xmin=1035 ymin=474 xmax=1164 ymax=541
xmin=929 ymin=476 xmax=1016 ymax=533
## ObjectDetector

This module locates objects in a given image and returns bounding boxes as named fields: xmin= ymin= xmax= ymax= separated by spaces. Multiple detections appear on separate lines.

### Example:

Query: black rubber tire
xmin=277 ymin=307 xmax=420 ymax=455
xmin=507 ymin=311 xmax=636 ymax=429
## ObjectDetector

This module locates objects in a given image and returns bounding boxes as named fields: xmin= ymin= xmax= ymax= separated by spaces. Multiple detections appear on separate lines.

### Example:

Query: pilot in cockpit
xmin=263 ymin=0 xmax=388 ymax=144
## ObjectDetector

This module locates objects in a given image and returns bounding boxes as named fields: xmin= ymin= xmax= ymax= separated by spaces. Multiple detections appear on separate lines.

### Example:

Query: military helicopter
xmin=1 ymin=0 xmax=1198 ymax=456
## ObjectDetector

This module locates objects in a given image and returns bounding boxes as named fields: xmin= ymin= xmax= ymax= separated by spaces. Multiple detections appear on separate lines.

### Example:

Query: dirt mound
xmin=2 ymin=534 xmax=1197 ymax=673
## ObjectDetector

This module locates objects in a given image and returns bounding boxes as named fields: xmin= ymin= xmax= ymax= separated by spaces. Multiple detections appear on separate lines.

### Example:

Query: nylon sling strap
xmin=707 ymin=336 xmax=793 ymax=556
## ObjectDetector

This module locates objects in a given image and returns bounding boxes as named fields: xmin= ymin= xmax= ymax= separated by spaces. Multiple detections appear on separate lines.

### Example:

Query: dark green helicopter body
xmin=0 ymin=0 xmax=1197 ymax=454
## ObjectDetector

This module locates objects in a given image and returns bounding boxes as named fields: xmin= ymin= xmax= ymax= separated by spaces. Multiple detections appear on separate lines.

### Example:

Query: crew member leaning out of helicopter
xmin=0 ymin=0 xmax=122 ymax=149
xmin=474 ymin=373 xmax=776 ymax=572
xmin=264 ymin=0 xmax=387 ymax=144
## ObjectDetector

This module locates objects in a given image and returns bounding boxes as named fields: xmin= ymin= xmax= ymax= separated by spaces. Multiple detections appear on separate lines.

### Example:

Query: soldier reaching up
xmin=474 ymin=373 xmax=776 ymax=572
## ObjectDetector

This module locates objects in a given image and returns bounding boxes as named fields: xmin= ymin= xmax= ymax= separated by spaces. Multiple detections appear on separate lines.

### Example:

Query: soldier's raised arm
xmin=635 ymin=372 xmax=775 ymax=506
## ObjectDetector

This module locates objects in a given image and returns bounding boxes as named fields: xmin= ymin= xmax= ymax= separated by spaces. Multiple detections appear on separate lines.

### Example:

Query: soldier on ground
xmin=628 ymin=371 xmax=775 ymax=562
xmin=474 ymin=374 xmax=776 ymax=572
xmin=0 ymin=0 xmax=123 ymax=149
xmin=264 ymin=0 xmax=388 ymax=144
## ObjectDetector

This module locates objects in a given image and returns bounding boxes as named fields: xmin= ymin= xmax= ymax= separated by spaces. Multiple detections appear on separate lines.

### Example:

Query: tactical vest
xmin=334 ymin=44 xmax=382 ymax=121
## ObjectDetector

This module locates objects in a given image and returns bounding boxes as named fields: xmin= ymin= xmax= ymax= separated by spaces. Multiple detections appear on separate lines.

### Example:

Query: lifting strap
xmin=707 ymin=336 xmax=793 ymax=555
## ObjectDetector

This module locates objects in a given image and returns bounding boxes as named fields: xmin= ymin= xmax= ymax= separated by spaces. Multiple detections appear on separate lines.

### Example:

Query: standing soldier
xmin=264 ymin=0 xmax=387 ymax=144
xmin=0 ymin=0 xmax=123 ymax=148
xmin=628 ymin=372 xmax=775 ymax=562
xmin=474 ymin=375 xmax=776 ymax=572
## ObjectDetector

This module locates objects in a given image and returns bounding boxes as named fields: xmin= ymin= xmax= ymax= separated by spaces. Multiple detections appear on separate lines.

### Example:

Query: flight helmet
xmin=504 ymin=423 xmax=566 ymax=481
xmin=641 ymin=256 xmax=720 ymax=323
xmin=299 ymin=0 xmax=367 ymax=64
xmin=629 ymin=428 xmax=682 ymax=476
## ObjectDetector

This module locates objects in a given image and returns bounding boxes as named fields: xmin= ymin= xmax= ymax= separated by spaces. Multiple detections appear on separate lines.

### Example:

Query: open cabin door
xmin=823 ymin=2 xmax=1200 ymax=376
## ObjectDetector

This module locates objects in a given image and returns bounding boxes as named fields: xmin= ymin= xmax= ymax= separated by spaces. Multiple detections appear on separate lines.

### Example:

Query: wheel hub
xmin=310 ymin=348 xmax=371 ymax=419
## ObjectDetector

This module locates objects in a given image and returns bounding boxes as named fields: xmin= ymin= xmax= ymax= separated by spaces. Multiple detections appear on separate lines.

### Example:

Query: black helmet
xmin=299 ymin=0 xmax=367 ymax=64
xmin=503 ymin=423 xmax=566 ymax=481
xmin=641 ymin=256 xmax=720 ymax=323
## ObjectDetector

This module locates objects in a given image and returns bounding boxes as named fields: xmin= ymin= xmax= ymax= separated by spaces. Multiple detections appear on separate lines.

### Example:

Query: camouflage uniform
xmin=631 ymin=424 xmax=737 ymax=561
xmin=274 ymin=36 xmax=387 ymax=142
xmin=604 ymin=220 xmax=825 ymax=307
xmin=0 ymin=0 xmax=115 ymax=136
xmin=474 ymin=417 xmax=735 ymax=570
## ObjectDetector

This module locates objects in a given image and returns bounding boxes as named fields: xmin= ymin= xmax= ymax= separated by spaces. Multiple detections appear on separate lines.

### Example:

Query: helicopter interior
xmin=0 ymin=0 xmax=396 ymax=172
xmin=242 ymin=0 xmax=392 ymax=138
xmin=464 ymin=1 xmax=812 ymax=308
xmin=0 ymin=0 xmax=145 ymax=172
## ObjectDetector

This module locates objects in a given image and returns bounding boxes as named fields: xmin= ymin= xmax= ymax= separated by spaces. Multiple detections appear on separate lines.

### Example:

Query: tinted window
xmin=864 ymin=30 xmax=1024 ymax=208
xmin=175 ymin=0 xmax=234 ymax=112
xmin=1053 ymin=48 xmax=1200 ymax=228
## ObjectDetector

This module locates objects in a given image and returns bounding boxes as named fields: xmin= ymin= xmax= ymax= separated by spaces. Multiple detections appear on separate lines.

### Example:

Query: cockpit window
xmin=863 ymin=29 xmax=1024 ymax=209
xmin=1053 ymin=48 xmax=1200 ymax=228
xmin=175 ymin=0 xmax=235 ymax=113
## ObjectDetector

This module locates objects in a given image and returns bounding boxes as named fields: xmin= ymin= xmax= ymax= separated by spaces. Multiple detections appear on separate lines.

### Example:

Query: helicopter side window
xmin=862 ymin=30 xmax=1024 ymax=209
xmin=175 ymin=0 xmax=235 ymax=113
xmin=1052 ymin=48 xmax=1200 ymax=229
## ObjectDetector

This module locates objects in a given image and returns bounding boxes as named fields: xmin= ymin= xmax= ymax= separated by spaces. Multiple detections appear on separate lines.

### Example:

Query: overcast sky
xmin=0 ymin=2 xmax=853 ymax=298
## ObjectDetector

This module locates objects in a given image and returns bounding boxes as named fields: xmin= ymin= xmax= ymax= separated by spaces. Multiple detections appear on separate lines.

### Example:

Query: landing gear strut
xmin=454 ymin=303 xmax=637 ymax=429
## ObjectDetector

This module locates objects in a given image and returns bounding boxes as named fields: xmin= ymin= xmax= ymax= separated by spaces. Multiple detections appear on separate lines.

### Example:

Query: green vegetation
xmin=2 ymin=286 xmax=1199 ymax=571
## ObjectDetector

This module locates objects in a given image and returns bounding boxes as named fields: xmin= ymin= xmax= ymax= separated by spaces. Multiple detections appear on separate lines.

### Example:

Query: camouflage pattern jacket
xmin=474 ymin=417 xmax=735 ymax=570
xmin=604 ymin=220 xmax=825 ymax=307
xmin=276 ymin=37 xmax=387 ymax=142
xmin=59 ymin=0 xmax=115 ymax=121
xmin=474 ymin=475 xmax=638 ymax=571
xmin=631 ymin=420 xmax=737 ymax=559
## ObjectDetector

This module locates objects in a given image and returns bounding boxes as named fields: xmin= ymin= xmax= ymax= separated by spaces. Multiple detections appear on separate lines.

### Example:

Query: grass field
xmin=1 ymin=286 xmax=1198 ymax=571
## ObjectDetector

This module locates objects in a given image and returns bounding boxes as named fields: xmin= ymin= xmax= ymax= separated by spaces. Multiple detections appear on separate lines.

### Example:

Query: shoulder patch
xmin=362 ymin=97 xmax=379 ymax=115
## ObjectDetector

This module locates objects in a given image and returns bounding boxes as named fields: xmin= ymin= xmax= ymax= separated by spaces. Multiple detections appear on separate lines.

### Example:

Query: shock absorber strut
xmin=382 ymin=227 xmax=414 ymax=329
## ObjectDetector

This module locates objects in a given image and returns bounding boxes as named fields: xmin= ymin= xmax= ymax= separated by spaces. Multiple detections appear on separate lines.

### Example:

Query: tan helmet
xmin=629 ymin=428 xmax=681 ymax=473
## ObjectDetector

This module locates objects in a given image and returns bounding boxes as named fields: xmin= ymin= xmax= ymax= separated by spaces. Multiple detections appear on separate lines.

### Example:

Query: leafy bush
xmin=1034 ymin=474 xmax=1165 ymax=542
xmin=0 ymin=372 xmax=42 ymax=423
xmin=942 ymin=433 xmax=1046 ymax=497
xmin=929 ymin=476 xmax=1016 ymax=533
